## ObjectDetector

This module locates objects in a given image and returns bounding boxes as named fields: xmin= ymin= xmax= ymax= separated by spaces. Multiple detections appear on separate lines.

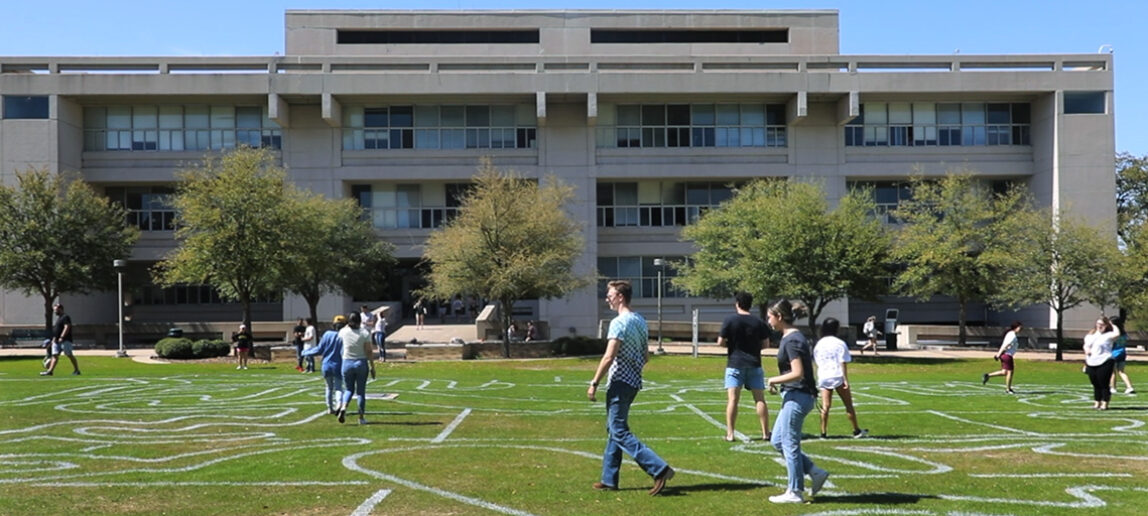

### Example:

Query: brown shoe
xmin=592 ymin=482 xmax=617 ymax=491
xmin=648 ymin=466 xmax=674 ymax=496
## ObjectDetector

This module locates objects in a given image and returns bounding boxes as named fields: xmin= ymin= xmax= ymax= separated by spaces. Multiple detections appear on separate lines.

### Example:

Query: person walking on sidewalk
xmin=587 ymin=280 xmax=675 ymax=496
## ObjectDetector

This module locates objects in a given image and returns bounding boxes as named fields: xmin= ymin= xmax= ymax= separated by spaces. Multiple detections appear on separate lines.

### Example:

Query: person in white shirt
xmin=813 ymin=318 xmax=867 ymax=439
xmin=372 ymin=311 xmax=388 ymax=362
xmin=337 ymin=312 xmax=376 ymax=425
xmin=1083 ymin=316 xmax=1120 ymax=410
xmin=859 ymin=315 xmax=880 ymax=355
xmin=982 ymin=321 xmax=1022 ymax=394
xmin=301 ymin=318 xmax=318 ymax=373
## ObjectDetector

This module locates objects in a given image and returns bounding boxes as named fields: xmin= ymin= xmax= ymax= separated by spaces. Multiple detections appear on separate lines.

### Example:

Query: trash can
xmin=883 ymin=308 xmax=899 ymax=351
xmin=166 ymin=327 xmax=183 ymax=338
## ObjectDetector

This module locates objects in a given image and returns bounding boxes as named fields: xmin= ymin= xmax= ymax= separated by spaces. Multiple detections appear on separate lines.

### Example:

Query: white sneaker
xmin=810 ymin=467 xmax=829 ymax=496
xmin=768 ymin=491 xmax=804 ymax=504
xmin=358 ymin=417 xmax=368 ymax=425
xmin=1110 ymin=387 xmax=1117 ymax=394
xmin=1126 ymin=388 xmax=1137 ymax=395
xmin=236 ymin=365 xmax=242 ymax=370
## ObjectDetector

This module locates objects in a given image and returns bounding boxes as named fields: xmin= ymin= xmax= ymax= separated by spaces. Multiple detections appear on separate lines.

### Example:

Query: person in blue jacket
xmin=302 ymin=315 xmax=347 ymax=415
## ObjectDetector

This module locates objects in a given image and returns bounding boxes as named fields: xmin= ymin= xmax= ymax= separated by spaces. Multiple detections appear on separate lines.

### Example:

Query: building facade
xmin=0 ymin=10 xmax=1115 ymax=335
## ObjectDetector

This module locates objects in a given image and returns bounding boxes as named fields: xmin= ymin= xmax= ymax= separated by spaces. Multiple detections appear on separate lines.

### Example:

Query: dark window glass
xmin=338 ymin=30 xmax=540 ymax=44
xmin=3 ymin=96 xmax=49 ymax=119
xmin=1011 ymin=103 xmax=1031 ymax=124
xmin=390 ymin=106 xmax=414 ymax=127
xmin=597 ymin=183 xmax=614 ymax=206
xmin=766 ymin=104 xmax=786 ymax=125
xmin=986 ymin=103 xmax=1011 ymax=124
xmin=591 ymin=29 xmax=788 ymax=44
xmin=364 ymin=108 xmax=388 ymax=127
xmin=667 ymin=104 xmax=690 ymax=125
xmin=1064 ymin=92 xmax=1105 ymax=114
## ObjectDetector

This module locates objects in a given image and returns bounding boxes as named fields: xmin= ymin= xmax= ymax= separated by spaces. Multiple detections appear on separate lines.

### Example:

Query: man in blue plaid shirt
xmin=587 ymin=280 xmax=674 ymax=496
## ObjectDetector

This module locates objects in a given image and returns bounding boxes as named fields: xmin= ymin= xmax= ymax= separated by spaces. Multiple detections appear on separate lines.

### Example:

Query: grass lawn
xmin=1 ymin=353 xmax=1145 ymax=515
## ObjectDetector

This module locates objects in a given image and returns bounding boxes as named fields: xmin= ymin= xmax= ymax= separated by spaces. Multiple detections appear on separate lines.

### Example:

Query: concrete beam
xmin=536 ymin=91 xmax=547 ymax=127
xmin=787 ymin=91 xmax=807 ymax=125
xmin=837 ymin=91 xmax=860 ymax=125
xmin=587 ymin=92 xmax=597 ymax=126
xmin=268 ymin=93 xmax=289 ymax=128
xmin=321 ymin=93 xmax=340 ymax=128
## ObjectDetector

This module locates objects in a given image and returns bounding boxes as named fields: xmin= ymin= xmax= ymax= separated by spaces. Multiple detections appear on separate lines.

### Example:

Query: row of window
xmin=597 ymin=256 xmax=688 ymax=299
xmin=133 ymin=284 xmax=281 ymax=306
xmin=83 ymin=105 xmax=282 ymax=151
xmin=597 ymin=103 xmax=787 ymax=148
xmin=597 ymin=181 xmax=737 ymax=227
xmin=845 ymin=102 xmax=1030 ymax=147
xmin=342 ymin=105 xmax=537 ymax=150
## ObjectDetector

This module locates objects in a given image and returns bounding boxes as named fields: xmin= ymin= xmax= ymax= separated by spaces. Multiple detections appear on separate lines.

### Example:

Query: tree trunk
xmin=42 ymin=292 xmax=54 ymax=336
xmin=957 ymin=300 xmax=968 ymax=346
xmin=304 ymin=290 xmax=320 ymax=329
xmin=500 ymin=298 xmax=514 ymax=358
xmin=1055 ymin=308 xmax=1064 ymax=362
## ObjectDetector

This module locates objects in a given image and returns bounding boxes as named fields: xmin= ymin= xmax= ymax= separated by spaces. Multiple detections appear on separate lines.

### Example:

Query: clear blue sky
xmin=4 ymin=0 xmax=1144 ymax=156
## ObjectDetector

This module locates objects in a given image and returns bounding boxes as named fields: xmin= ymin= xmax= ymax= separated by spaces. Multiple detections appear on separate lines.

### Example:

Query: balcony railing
xmin=844 ymin=123 xmax=1030 ymax=147
xmin=597 ymin=204 xmax=713 ymax=227
xmin=369 ymin=206 xmax=460 ymax=229
xmin=127 ymin=209 xmax=175 ymax=231
xmin=84 ymin=128 xmax=282 ymax=152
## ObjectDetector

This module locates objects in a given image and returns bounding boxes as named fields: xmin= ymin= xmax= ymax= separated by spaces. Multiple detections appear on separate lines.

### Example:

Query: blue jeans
xmin=770 ymin=389 xmax=817 ymax=493
xmin=322 ymin=365 xmax=343 ymax=412
xmin=341 ymin=359 xmax=369 ymax=415
xmin=373 ymin=332 xmax=386 ymax=361
xmin=600 ymin=381 xmax=669 ymax=487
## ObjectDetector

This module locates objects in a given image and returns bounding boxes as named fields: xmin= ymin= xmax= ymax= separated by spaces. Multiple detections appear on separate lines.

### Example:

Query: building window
xmin=338 ymin=30 xmax=540 ymax=44
xmin=343 ymin=104 xmax=536 ymax=150
xmin=358 ymin=183 xmax=470 ymax=229
xmin=1064 ymin=91 xmax=1106 ymax=114
xmin=2 ymin=95 xmax=49 ymax=119
xmin=596 ymin=103 xmax=786 ymax=149
xmin=847 ymin=181 xmax=913 ymax=224
xmin=844 ymin=102 xmax=1030 ymax=147
xmin=597 ymin=181 xmax=738 ymax=227
xmin=135 ymin=283 xmax=280 ymax=305
xmin=590 ymin=29 xmax=787 ymax=44
xmin=597 ymin=256 xmax=688 ymax=299
xmin=106 ymin=186 xmax=176 ymax=231
xmin=83 ymin=105 xmax=281 ymax=152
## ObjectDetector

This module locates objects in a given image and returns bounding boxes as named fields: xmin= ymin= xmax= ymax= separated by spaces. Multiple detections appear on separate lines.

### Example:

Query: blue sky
xmin=4 ymin=0 xmax=1144 ymax=155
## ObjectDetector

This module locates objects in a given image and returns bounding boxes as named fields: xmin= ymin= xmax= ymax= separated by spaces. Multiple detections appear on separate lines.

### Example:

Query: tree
xmin=993 ymin=211 xmax=1129 ymax=360
xmin=892 ymin=172 xmax=1030 ymax=346
xmin=1114 ymin=152 xmax=1148 ymax=322
xmin=421 ymin=158 xmax=590 ymax=357
xmin=675 ymin=180 xmax=891 ymax=333
xmin=282 ymin=192 xmax=396 ymax=325
xmin=0 ymin=168 xmax=139 ymax=332
xmin=155 ymin=147 xmax=298 ymax=328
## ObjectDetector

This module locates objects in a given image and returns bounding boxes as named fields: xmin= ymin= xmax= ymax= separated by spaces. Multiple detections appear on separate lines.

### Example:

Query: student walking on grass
xmin=302 ymin=315 xmax=346 ymax=414
xmin=982 ymin=321 xmax=1022 ymax=394
xmin=1083 ymin=316 xmax=1120 ymax=410
xmin=587 ymin=280 xmax=675 ymax=496
xmin=765 ymin=299 xmax=829 ymax=504
xmin=337 ymin=312 xmax=376 ymax=425
xmin=717 ymin=291 xmax=771 ymax=443
xmin=813 ymin=317 xmax=867 ymax=439
xmin=1109 ymin=318 xmax=1136 ymax=395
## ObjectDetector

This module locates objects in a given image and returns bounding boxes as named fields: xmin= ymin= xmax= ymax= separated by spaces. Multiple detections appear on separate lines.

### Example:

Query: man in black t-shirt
xmin=717 ymin=291 xmax=771 ymax=442
xmin=292 ymin=318 xmax=306 ymax=372
xmin=42 ymin=303 xmax=80 ymax=376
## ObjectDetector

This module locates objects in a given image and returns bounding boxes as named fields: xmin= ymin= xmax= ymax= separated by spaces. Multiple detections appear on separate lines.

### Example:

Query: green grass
xmin=1 ymin=354 xmax=1146 ymax=515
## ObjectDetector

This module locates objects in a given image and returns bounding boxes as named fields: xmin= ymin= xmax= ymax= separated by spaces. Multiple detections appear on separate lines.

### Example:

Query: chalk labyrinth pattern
xmin=1 ymin=376 xmax=1146 ymax=515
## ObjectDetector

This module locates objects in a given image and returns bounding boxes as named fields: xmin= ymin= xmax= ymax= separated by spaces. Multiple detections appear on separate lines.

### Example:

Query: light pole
xmin=114 ymin=259 xmax=127 ymax=358
xmin=654 ymin=258 xmax=665 ymax=355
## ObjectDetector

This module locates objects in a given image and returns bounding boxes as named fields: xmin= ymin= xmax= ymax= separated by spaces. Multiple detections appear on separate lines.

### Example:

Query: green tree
xmin=675 ymin=180 xmax=890 ymax=333
xmin=0 ymin=168 xmax=139 ymax=332
xmin=155 ymin=147 xmax=298 ymax=328
xmin=1114 ymin=152 xmax=1148 ymax=323
xmin=993 ymin=211 xmax=1128 ymax=360
xmin=282 ymin=192 xmax=396 ymax=325
xmin=892 ymin=172 xmax=1030 ymax=346
xmin=421 ymin=158 xmax=590 ymax=357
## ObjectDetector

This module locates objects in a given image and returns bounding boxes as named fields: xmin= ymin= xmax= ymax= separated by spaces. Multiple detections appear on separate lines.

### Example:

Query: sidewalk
xmin=0 ymin=348 xmax=168 ymax=364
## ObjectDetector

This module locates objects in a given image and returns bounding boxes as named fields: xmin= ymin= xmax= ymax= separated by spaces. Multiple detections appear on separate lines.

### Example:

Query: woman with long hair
xmin=764 ymin=300 xmax=829 ymax=504
xmin=1083 ymin=316 xmax=1120 ymax=410
xmin=982 ymin=321 xmax=1022 ymax=394
xmin=859 ymin=315 xmax=880 ymax=355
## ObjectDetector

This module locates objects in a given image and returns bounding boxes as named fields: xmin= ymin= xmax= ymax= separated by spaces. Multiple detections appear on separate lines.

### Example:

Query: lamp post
xmin=653 ymin=258 xmax=665 ymax=355
xmin=114 ymin=259 xmax=127 ymax=358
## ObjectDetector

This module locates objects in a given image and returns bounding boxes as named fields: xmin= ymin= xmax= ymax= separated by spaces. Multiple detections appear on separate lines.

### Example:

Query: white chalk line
xmin=32 ymin=480 xmax=370 ymax=487
xmin=432 ymin=408 xmax=472 ymax=443
xmin=350 ymin=488 xmax=393 ymax=516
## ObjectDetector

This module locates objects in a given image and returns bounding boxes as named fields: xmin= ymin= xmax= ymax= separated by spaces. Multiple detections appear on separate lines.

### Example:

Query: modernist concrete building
xmin=0 ymin=9 xmax=1115 ymax=338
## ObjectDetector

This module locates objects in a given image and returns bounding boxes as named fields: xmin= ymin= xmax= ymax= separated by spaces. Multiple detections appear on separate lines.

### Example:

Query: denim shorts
xmin=724 ymin=367 xmax=765 ymax=390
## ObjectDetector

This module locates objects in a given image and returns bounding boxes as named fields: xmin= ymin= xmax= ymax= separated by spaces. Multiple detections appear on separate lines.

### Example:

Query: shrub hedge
xmin=155 ymin=338 xmax=231 ymax=359
xmin=551 ymin=336 xmax=607 ymax=356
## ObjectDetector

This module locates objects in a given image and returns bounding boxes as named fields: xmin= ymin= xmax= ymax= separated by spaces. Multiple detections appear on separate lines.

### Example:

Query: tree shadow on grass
xmin=852 ymin=356 xmax=966 ymax=365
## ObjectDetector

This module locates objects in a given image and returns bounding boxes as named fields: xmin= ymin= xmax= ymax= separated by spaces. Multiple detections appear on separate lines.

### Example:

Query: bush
xmin=155 ymin=338 xmax=231 ymax=359
xmin=551 ymin=336 xmax=607 ymax=357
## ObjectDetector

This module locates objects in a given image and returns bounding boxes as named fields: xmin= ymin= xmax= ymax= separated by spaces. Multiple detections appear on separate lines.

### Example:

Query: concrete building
xmin=0 ymin=9 xmax=1115 ymax=337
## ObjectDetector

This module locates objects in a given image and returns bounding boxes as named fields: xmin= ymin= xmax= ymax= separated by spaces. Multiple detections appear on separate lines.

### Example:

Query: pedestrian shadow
xmin=1106 ymin=406 xmax=1148 ymax=411
xmin=815 ymin=492 xmax=939 ymax=504
xmin=666 ymin=482 xmax=768 ymax=495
